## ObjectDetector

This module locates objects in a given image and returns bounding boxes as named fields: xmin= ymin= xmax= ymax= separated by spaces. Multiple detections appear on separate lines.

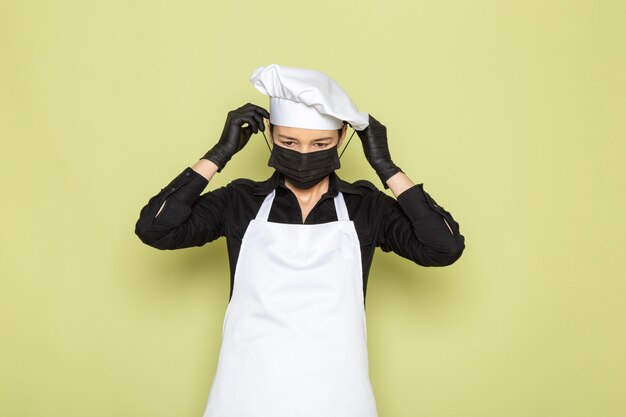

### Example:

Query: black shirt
xmin=135 ymin=167 xmax=465 ymax=306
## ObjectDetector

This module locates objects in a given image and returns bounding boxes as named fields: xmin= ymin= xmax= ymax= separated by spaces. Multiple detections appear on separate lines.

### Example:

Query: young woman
xmin=135 ymin=65 xmax=465 ymax=417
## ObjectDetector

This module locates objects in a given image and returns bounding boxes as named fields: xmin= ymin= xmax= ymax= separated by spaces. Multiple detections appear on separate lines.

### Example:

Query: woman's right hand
xmin=201 ymin=103 xmax=270 ymax=172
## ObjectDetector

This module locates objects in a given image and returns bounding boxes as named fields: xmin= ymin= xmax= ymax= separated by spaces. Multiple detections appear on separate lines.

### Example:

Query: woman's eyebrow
xmin=278 ymin=134 xmax=334 ymax=141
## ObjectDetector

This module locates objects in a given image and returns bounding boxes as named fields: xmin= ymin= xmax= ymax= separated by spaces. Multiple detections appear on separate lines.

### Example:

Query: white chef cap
xmin=249 ymin=63 xmax=370 ymax=131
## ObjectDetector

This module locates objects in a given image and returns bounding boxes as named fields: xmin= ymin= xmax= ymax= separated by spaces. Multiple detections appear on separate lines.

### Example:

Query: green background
xmin=1 ymin=1 xmax=624 ymax=416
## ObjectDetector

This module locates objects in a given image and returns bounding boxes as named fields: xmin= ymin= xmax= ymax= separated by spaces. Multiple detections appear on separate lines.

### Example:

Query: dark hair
xmin=269 ymin=122 xmax=346 ymax=139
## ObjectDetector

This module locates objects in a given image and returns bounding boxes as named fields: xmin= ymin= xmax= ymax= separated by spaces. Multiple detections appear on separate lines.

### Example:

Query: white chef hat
xmin=249 ymin=63 xmax=370 ymax=131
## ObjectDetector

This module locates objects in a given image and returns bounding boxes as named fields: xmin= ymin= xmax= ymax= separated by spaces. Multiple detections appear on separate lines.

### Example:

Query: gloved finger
xmin=245 ymin=116 xmax=259 ymax=134
xmin=233 ymin=114 xmax=258 ymax=133
xmin=249 ymin=115 xmax=262 ymax=134
xmin=241 ymin=125 xmax=253 ymax=139
xmin=253 ymin=108 xmax=270 ymax=126
xmin=249 ymin=111 xmax=264 ymax=131
xmin=370 ymin=115 xmax=386 ymax=129
xmin=241 ymin=103 xmax=268 ymax=119
xmin=250 ymin=104 xmax=270 ymax=119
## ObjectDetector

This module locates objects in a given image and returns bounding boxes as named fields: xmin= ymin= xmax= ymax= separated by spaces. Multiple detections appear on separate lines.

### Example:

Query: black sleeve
xmin=134 ymin=167 xmax=228 ymax=250
xmin=375 ymin=183 xmax=465 ymax=266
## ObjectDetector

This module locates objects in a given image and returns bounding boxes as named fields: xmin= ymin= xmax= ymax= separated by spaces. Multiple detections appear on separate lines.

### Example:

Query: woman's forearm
xmin=386 ymin=171 xmax=415 ymax=198
xmin=192 ymin=158 xmax=220 ymax=182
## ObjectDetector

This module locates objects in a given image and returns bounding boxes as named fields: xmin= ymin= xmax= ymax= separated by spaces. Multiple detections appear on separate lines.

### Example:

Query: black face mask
xmin=267 ymin=144 xmax=341 ymax=189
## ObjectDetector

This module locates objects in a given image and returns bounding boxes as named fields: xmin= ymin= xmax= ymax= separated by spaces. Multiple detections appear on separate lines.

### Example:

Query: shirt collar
xmin=252 ymin=170 xmax=364 ymax=197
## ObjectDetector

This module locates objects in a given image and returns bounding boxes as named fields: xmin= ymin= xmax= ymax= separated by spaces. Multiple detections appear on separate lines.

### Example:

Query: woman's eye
xmin=315 ymin=143 xmax=329 ymax=148
xmin=282 ymin=141 xmax=295 ymax=146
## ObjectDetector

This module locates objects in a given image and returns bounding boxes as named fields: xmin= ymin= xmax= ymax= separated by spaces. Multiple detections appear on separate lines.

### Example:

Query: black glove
xmin=201 ymin=103 xmax=269 ymax=172
xmin=355 ymin=114 xmax=403 ymax=189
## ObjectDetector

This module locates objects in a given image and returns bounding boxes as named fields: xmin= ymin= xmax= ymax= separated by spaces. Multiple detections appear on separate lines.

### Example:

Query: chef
xmin=135 ymin=63 xmax=465 ymax=417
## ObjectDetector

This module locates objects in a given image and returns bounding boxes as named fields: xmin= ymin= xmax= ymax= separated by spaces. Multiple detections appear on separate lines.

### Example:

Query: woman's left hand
xmin=355 ymin=114 xmax=403 ymax=188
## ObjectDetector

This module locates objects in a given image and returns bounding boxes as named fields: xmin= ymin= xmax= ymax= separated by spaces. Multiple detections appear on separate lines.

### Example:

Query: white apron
xmin=202 ymin=188 xmax=378 ymax=417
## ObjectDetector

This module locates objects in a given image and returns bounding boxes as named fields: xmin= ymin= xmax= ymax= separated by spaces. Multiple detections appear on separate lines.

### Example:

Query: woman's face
xmin=268 ymin=122 xmax=347 ymax=154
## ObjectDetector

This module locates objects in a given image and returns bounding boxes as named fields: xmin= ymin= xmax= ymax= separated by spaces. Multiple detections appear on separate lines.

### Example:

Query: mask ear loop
xmin=261 ymin=129 xmax=272 ymax=152
xmin=339 ymin=126 xmax=357 ymax=160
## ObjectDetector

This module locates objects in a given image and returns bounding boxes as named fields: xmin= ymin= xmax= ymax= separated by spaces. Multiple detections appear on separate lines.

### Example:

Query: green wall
xmin=1 ymin=0 xmax=624 ymax=416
